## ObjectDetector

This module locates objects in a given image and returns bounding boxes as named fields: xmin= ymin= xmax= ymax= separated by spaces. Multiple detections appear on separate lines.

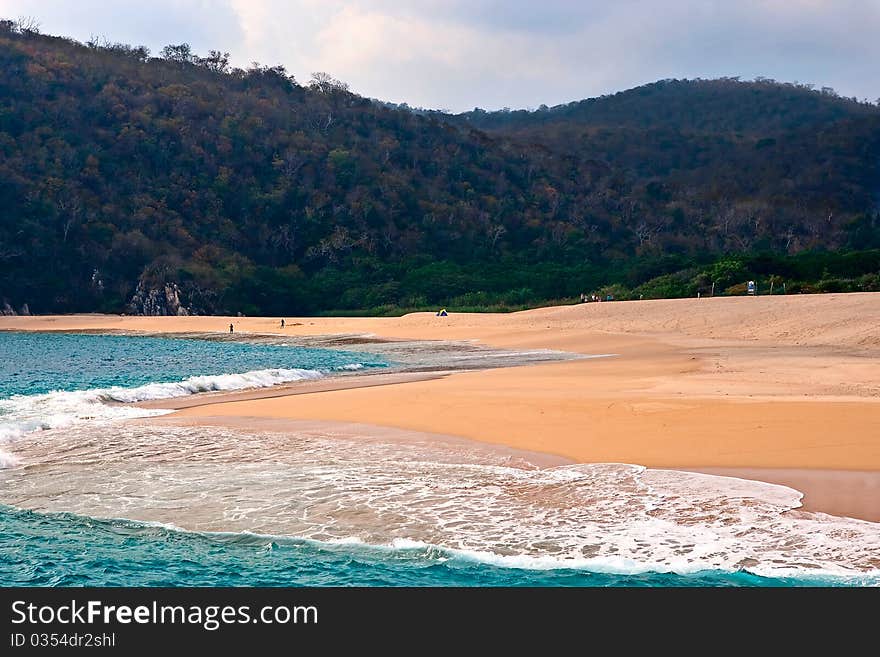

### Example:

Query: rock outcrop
xmin=127 ymin=281 xmax=190 ymax=316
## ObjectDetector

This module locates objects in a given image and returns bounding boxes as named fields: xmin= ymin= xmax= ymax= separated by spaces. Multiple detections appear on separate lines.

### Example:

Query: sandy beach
xmin=3 ymin=293 xmax=879 ymax=521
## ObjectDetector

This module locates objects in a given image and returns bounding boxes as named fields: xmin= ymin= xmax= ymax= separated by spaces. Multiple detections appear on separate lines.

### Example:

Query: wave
xmin=398 ymin=541 xmax=880 ymax=584
xmin=3 ymin=421 xmax=878 ymax=581
xmin=16 ymin=507 xmax=875 ymax=585
xmin=0 ymin=364 xmax=370 ymax=448
xmin=99 ymin=367 xmax=326 ymax=402
xmin=183 ymin=526 xmax=880 ymax=583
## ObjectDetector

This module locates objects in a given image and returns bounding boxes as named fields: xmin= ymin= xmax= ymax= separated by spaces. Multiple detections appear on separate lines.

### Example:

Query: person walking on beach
xmin=229 ymin=323 xmax=234 ymax=333
xmin=281 ymin=318 xmax=285 ymax=329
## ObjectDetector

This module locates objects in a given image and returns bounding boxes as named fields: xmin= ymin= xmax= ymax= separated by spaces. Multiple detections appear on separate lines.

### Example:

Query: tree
xmin=198 ymin=50 xmax=230 ymax=74
xmin=14 ymin=16 xmax=40 ymax=34
xmin=161 ymin=43 xmax=195 ymax=65
xmin=309 ymin=72 xmax=348 ymax=94
xmin=709 ymin=258 xmax=746 ymax=288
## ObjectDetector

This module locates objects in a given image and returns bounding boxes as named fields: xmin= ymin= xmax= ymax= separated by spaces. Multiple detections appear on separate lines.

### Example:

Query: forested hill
xmin=452 ymin=78 xmax=880 ymax=135
xmin=1 ymin=24 xmax=879 ymax=316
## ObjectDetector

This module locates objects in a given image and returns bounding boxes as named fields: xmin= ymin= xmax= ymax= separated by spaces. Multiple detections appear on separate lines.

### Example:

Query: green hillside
xmin=1 ymin=23 xmax=878 ymax=315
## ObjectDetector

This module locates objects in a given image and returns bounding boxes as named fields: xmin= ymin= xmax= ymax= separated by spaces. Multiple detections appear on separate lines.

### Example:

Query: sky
xmin=1 ymin=0 xmax=878 ymax=112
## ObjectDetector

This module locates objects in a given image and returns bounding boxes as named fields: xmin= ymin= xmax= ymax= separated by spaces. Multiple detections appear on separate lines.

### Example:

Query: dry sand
xmin=3 ymin=293 xmax=879 ymax=520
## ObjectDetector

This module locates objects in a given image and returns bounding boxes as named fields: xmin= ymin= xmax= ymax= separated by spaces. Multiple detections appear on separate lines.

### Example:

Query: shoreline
xmin=3 ymin=294 xmax=879 ymax=522
xmin=131 ymin=370 xmax=451 ymax=410
xmin=682 ymin=467 xmax=880 ymax=523
xmin=152 ymin=414 xmax=880 ymax=523
xmin=168 ymin=357 xmax=880 ymax=471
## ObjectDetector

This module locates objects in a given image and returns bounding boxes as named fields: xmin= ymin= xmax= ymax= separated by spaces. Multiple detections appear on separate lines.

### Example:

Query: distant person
xmin=280 ymin=319 xmax=285 ymax=328
xmin=229 ymin=323 xmax=234 ymax=333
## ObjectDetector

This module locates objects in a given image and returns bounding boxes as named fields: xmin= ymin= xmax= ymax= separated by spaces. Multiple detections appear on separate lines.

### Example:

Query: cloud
xmin=1 ymin=0 xmax=877 ymax=111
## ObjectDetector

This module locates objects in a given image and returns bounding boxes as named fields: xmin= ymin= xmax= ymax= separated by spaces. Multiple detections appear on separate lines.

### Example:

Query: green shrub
xmin=635 ymin=270 xmax=697 ymax=299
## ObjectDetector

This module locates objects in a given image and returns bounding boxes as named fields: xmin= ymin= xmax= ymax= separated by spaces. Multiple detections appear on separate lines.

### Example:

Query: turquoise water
xmin=0 ymin=505 xmax=825 ymax=587
xmin=1 ymin=332 xmax=877 ymax=587
xmin=0 ymin=332 xmax=388 ymax=398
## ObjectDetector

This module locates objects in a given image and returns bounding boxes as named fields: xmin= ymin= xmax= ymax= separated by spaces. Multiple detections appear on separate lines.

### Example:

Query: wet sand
xmin=684 ymin=467 xmax=880 ymax=522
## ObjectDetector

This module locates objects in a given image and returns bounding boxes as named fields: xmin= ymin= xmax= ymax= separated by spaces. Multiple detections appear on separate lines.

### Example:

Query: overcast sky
xmin=2 ymin=0 xmax=878 ymax=111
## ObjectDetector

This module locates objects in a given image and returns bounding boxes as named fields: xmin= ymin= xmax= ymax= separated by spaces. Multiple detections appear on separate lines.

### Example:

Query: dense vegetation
xmin=1 ymin=22 xmax=878 ymax=316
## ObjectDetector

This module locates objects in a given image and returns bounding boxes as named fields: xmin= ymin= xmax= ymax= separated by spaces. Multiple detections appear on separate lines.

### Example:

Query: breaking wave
xmin=0 ymin=365 xmax=365 ymax=445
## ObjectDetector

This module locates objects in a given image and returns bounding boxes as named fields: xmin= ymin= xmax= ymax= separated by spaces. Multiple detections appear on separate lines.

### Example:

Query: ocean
xmin=1 ymin=331 xmax=878 ymax=587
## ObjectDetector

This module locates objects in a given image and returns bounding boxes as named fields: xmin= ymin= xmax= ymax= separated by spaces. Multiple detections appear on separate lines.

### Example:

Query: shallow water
xmin=0 ymin=331 xmax=390 ymax=450
xmin=0 ymin=331 xmax=391 ymax=398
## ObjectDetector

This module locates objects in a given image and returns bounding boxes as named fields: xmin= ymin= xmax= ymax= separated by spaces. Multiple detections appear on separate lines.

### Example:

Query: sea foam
xmin=101 ymin=367 xmax=326 ymax=402
xmin=3 ymin=423 xmax=877 ymax=581
xmin=0 ymin=366 xmax=344 ymax=448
